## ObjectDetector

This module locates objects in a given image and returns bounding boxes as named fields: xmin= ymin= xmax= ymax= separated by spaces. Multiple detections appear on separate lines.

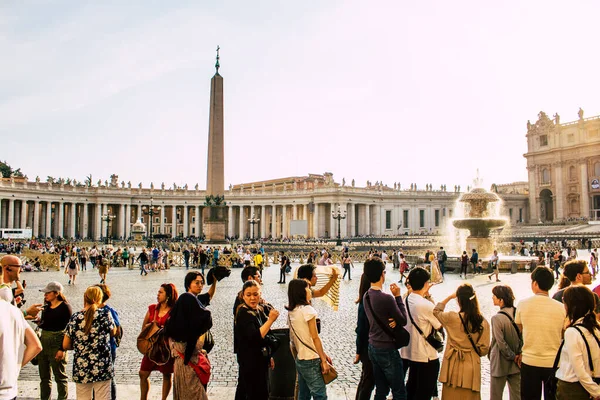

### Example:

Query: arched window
xmin=569 ymin=165 xmax=577 ymax=181
xmin=541 ymin=168 xmax=551 ymax=184
xmin=594 ymin=162 xmax=600 ymax=177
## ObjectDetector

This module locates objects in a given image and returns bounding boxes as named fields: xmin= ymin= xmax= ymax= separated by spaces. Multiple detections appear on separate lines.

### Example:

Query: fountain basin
xmin=452 ymin=218 xmax=506 ymax=238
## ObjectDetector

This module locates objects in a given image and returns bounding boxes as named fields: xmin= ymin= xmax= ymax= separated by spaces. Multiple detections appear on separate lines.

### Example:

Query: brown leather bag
xmin=136 ymin=321 xmax=161 ymax=355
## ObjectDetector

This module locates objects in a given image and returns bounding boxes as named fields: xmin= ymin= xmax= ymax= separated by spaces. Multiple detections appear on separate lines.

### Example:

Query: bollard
xmin=511 ymin=261 xmax=517 ymax=274
xmin=268 ymin=328 xmax=296 ymax=400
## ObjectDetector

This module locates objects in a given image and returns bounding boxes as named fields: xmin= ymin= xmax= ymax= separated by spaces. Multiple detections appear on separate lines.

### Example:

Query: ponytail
xmin=82 ymin=286 xmax=103 ymax=335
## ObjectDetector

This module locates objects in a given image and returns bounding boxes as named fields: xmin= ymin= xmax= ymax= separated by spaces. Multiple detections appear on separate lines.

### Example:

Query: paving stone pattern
xmin=17 ymin=254 xmax=598 ymax=398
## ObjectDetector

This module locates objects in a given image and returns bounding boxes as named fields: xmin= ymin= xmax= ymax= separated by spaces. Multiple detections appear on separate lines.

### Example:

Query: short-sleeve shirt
xmin=288 ymin=305 xmax=319 ymax=360
xmin=0 ymin=300 xmax=30 ymax=400
xmin=66 ymin=307 xmax=115 ymax=383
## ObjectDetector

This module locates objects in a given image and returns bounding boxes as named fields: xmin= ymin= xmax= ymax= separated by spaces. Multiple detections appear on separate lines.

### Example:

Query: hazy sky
xmin=2 ymin=1 xmax=599 ymax=190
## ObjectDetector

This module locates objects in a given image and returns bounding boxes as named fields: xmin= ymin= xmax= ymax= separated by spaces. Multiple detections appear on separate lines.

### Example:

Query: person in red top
xmin=139 ymin=283 xmax=179 ymax=400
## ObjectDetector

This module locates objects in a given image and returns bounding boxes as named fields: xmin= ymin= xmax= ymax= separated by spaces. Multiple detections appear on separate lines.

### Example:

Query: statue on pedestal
xmin=127 ymin=181 xmax=131 ymax=188
xmin=121 ymin=181 xmax=125 ymax=188
xmin=553 ymin=113 xmax=560 ymax=125
xmin=293 ymin=181 xmax=297 ymax=191
xmin=138 ymin=182 xmax=142 ymax=189
xmin=195 ymin=183 xmax=199 ymax=190
xmin=184 ymin=184 xmax=188 ymax=190
xmin=35 ymin=176 xmax=40 ymax=183
xmin=229 ymin=184 xmax=232 ymax=191
xmin=342 ymin=178 xmax=346 ymax=187
xmin=578 ymin=107 xmax=584 ymax=120
xmin=104 ymin=180 xmax=108 ymax=187
xmin=352 ymin=179 xmax=355 ymax=187
xmin=262 ymin=182 xmax=266 ymax=191
xmin=150 ymin=182 xmax=154 ymax=190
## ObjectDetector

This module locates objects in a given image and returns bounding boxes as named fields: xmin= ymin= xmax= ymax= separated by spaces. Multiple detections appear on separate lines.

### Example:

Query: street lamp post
xmin=101 ymin=212 xmax=115 ymax=245
xmin=248 ymin=213 xmax=260 ymax=243
xmin=142 ymin=198 xmax=162 ymax=248
xmin=331 ymin=205 xmax=347 ymax=247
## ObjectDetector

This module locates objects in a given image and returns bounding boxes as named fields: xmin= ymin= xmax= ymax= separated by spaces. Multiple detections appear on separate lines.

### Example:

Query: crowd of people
xmin=2 ymin=241 xmax=600 ymax=400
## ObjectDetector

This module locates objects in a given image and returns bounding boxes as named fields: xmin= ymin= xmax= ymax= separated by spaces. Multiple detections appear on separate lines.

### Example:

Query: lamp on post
xmin=248 ymin=213 xmax=260 ymax=243
xmin=101 ymin=212 xmax=115 ymax=245
xmin=331 ymin=204 xmax=346 ymax=246
xmin=142 ymin=197 xmax=162 ymax=248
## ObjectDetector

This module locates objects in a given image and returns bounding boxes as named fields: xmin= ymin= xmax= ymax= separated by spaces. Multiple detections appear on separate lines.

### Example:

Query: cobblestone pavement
xmin=16 ymin=252 xmax=599 ymax=398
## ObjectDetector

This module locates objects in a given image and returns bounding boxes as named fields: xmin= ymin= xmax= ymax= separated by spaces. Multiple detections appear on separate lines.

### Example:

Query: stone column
xmin=282 ymin=205 xmax=288 ymax=237
xmin=239 ymin=206 xmax=245 ymax=239
xmin=195 ymin=205 xmax=201 ymax=237
xmin=33 ymin=201 xmax=40 ymax=237
xmin=137 ymin=204 xmax=142 ymax=222
xmin=183 ymin=205 xmax=189 ymax=237
xmin=554 ymin=164 xmax=565 ymax=220
xmin=69 ymin=203 xmax=76 ymax=238
xmin=160 ymin=207 xmax=165 ymax=234
xmin=340 ymin=203 xmax=348 ymax=238
xmin=171 ymin=206 xmax=177 ymax=238
xmin=260 ymin=205 xmax=266 ymax=239
xmin=45 ymin=202 xmax=52 ymax=238
xmin=117 ymin=204 xmax=125 ymax=239
xmin=365 ymin=204 xmax=371 ymax=235
xmin=581 ymin=161 xmax=590 ymax=218
xmin=250 ymin=205 xmax=256 ymax=239
xmin=82 ymin=203 xmax=89 ymax=239
xmin=228 ymin=206 xmax=234 ymax=237
xmin=313 ymin=203 xmax=319 ymax=238
xmin=303 ymin=204 xmax=307 ymax=222
xmin=57 ymin=202 xmax=64 ymax=238
xmin=293 ymin=204 xmax=298 ymax=220
xmin=7 ymin=199 xmax=14 ymax=228
xmin=125 ymin=205 xmax=131 ymax=239
xmin=271 ymin=205 xmax=277 ymax=238
xmin=20 ymin=200 xmax=28 ymax=229
xmin=349 ymin=203 xmax=356 ymax=237
xmin=527 ymin=168 xmax=538 ymax=222
xmin=95 ymin=203 xmax=102 ymax=240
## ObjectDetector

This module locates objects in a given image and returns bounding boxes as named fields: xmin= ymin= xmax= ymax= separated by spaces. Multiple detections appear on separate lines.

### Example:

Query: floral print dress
xmin=66 ymin=307 xmax=115 ymax=383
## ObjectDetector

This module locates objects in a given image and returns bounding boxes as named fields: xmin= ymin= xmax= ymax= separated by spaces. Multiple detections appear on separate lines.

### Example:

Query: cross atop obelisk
xmin=206 ymin=46 xmax=224 ymax=196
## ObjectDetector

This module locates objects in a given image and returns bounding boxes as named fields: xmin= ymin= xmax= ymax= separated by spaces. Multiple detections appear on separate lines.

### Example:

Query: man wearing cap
xmin=1 ymin=255 xmax=43 ymax=319
xmin=38 ymin=281 xmax=72 ymax=400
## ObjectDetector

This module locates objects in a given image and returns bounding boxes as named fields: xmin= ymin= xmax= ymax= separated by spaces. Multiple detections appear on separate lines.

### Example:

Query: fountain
xmin=452 ymin=177 xmax=507 ymax=258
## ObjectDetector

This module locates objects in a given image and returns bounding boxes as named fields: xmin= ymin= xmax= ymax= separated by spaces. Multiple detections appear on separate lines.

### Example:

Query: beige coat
xmin=433 ymin=302 xmax=490 ymax=394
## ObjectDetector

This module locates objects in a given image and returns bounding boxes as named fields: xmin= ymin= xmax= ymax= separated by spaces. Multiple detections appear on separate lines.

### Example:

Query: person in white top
xmin=401 ymin=267 xmax=442 ymax=399
xmin=0 ymin=299 xmax=43 ymax=400
xmin=287 ymin=279 xmax=331 ymax=400
xmin=515 ymin=266 xmax=566 ymax=400
xmin=555 ymin=286 xmax=600 ymax=399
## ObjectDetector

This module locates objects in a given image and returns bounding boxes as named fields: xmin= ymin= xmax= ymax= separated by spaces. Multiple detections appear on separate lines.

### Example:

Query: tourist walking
xmin=354 ymin=273 xmax=374 ymax=400
xmin=460 ymin=251 xmax=469 ymax=278
xmin=80 ymin=247 xmax=88 ymax=271
xmin=488 ymin=250 xmax=501 ymax=282
xmin=137 ymin=248 xmax=149 ymax=276
xmin=199 ymin=249 xmax=208 ymax=275
xmin=97 ymin=254 xmax=109 ymax=284
xmin=37 ymin=281 xmax=72 ymax=400
xmin=287 ymin=279 xmax=331 ymax=400
xmin=399 ymin=252 xmax=409 ymax=283
xmin=470 ymin=249 xmax=479 ymax=274
xmin=433 ymin=284 xmax=490 ymax=400
xmin=89 ymin=246 xmax=98 ymax=268
xmin=590 ymin=249 xmax=598 ymax=278
xmin=139 ymin=283 xmax=179 ymax=400
xmin=64 ymin=251 xmax=79 ymax=285
xmin=342 ymin=252 xmax=353 ymax=281
xmin=402 ymin=267 xmax=442 ymax=400
xmin=555 ymin=286 xmax=600 ymax=399
xmin=363 ymin=257 xmax=408 ymax=400
xmin=63 ymin=286 xmax=117 ymax=399
xmin=429 ymin=253 xmax=443 ymax=283
xmin=165 ymin=288 xmax=212 ymax=400
xmin=515 ymin=266 xmax=566 ymax=400
xmin=234 ymin=280 xmax=280 ymax=400
xmin=278 ymin=251 xmax=290 ymax=284
xmin=437 ymin=246 xmax=447 ymax=276
xmin=489 ymin=285 xmax=522 ymax=400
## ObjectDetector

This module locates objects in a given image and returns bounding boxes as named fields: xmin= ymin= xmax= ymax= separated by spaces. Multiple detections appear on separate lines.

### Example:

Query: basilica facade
xmin=0 ymin=172 xmax=528 ymax=240
xmin=524 ymin=109 xmax=600 ymax=223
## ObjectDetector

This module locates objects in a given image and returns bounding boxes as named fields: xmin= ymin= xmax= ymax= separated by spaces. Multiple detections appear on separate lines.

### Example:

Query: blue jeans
xmin=139 ymin=261 xmax=148 ymax=275
xmin=296 ymin=358 xmax=327 ymax=400
xmin=368 ymin=344 xmax=407 ymax=400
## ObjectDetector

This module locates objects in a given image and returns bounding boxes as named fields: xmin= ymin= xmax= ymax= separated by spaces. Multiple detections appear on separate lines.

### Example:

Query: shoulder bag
xmin=136 ymin=307 xmax=170 ymax=365
xmin=364 ymin=292 xmax=410 ymax=349
xmin=406 ymin=294 xmax=444 ymax=352
xmin=458 ymin=313 xmax=481 ymax=357
xmin=498 ymin=309 xmax=523 ymax=344
xmin=288 ymin=315 xmax=337 ymax=384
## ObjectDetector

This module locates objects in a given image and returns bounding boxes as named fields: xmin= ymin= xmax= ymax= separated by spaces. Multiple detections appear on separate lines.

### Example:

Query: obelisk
xmin=206 ymin=46 xmax=224 ymax=196
xmin=204 ymin=46 xmax=227 ymax=243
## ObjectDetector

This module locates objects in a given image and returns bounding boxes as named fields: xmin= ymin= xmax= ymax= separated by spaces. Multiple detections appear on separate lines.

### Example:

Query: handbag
xmin=288 ymin=316 xmax=337 ymax=384
xmin=364 ymin=292 xmax=410 ymax=349
xmin=137 ymin=308 xmax=170 ymax=365
xmin=175 ymin=349 xmax=211 ymax=385
xmin=203 ymin=329 xmax=215 ymax=354
xmin=406 ymin=294 xmax=444 ymax=352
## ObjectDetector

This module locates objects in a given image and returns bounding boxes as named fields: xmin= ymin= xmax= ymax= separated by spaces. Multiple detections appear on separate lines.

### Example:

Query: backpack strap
xmin=364 ymin=292 xmax=397 ymax=341
xmin=572 ymin=325 xmax=598 ymax=375
xmin=498 ymin=309 xmax=523 ymax=343
xmin=458 ymin=313 xmax=481 ymax=357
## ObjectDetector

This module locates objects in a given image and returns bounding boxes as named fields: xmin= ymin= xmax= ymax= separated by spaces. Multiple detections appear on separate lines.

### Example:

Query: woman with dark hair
xmin=64 ymin=251 xmax=79 ymax=285
xmin=433 ymin=284 xmax=490 ymax=400
xmin=342 ymin=252 xmax=352 ymax=281
xmin=63 ymin=286 xmax=116 ymax=399
xmin=286 ymin=279 xmax=330 ymax=400
xmin=460 ymin=251 xmax=469 ymax=279
xmin=165 ymin=284 xmax=212 ymax=400
xmin=37 ymin=281 xmax=72 ymax=400
xmin=234 ymin=280 xmax=280 ymax=400
xmin=489 ymin=285 xmax=522 ymax=400
xmin=139 ymin=283 xmax=179 ymax=400
xmin=354 ymin=273 xmax=374 ymax=400
xmin=555 ymin=286 xmax=600 ymax=399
